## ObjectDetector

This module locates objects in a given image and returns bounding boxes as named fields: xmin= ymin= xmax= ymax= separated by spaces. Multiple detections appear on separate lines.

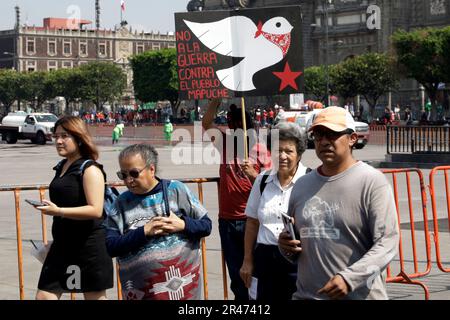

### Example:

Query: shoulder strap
xmin=161 ymin=179 xmax=171 ymax=217
xmin=78 ymin=159 xmax=107 ymax=181
xmin=55 ymin=159 xmax=65 ymax=171
xmin=260 ymin=174 xmax=270 ymax=195
xmin=78 ymin=159 xmax=94 ymax=176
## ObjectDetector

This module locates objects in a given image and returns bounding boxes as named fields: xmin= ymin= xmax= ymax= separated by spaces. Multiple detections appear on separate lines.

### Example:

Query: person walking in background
xmin=104 ymin=144 xmax=212 ymax=300
xmin=404 ymin=107 xmax=412 ymax=125
xmin=31 ymin=116 xmax=113 ymax=300
xmin=117 ymin=121 xmax=125 ymax=137
xmin=163 ymin=118 xmax=174 ymax=146
xmin=279 ymin=107 xmax=399 ymax=300
xmin=240 ymin=122 xmax=309 ymax=301
xmin=202 ymin=98 xmax=271 ymax=301
xmin=112 ymin=124 xmax=121 ymax=145
xmin=425 ymin=99 xmax=432 ymax=122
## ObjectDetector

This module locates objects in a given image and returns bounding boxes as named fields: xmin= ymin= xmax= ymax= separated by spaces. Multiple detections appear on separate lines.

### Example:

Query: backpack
xmin=78 ymin=160 xmax=120 ymax=218
xmin=260 ymin=167 xmax=313 ymax=195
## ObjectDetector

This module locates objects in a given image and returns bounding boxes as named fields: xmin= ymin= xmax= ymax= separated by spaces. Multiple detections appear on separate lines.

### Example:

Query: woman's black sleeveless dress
xmin=38 ymin=158 xmax=113 ymax=293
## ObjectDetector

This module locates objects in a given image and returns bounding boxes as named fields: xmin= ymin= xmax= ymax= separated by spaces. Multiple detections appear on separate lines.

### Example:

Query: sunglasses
xmin=116 ymin=166 xmax=148 ymax=180
xmin=311 ymin=129 xmax=354 ymax=141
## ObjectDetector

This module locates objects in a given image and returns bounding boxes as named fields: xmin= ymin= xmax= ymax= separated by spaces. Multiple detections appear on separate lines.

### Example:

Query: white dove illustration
xmin=183 ymin=16 xmax=293 ymax=92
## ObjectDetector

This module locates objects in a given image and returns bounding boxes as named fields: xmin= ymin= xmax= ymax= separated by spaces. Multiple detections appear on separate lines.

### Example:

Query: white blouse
xmin=245 ymin=163 xmax=308 ymax=245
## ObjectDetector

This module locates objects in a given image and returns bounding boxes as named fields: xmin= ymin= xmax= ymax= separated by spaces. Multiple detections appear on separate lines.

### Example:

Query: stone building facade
xmin=197 ymin=0 xmax=450 ymax=114
xmin=0 ymin=16 xmax=176 ymax=105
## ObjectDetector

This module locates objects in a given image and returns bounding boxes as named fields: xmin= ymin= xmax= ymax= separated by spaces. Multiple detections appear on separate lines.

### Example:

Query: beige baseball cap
xmin=308 ymin=107 xmax=356 ymax=133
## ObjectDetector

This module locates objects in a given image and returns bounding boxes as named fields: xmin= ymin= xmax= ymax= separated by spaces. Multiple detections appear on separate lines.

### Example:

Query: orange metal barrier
xmin=429 ymin=166 xmax=450 ymax=273
xmin=382 ymin=169 xmax=432 ymax=299
xmin=6 ymin=169 xmax=442 ymax=300
xmin=0 ymin=177 xmax=220 ymax=300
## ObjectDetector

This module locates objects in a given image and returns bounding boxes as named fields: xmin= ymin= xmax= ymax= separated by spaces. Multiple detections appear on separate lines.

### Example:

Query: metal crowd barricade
xmin=382 ymin=169 xmax=432 ymax=299
xmin=1 ymin=177 xmax=221 ymax=300
xmin=429 ymin=166 xmax=450 ymax=273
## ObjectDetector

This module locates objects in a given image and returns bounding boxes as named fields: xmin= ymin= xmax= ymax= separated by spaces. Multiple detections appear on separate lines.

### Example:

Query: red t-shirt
xmin=218 ymin=132 xmax=271 ymax=220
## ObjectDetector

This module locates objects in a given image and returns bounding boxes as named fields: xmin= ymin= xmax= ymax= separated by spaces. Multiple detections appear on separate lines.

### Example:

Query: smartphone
xmin=281 ymin=212 xmax=298 ymax=241
xmin=25 ymin=199 xmax=46 ymax=207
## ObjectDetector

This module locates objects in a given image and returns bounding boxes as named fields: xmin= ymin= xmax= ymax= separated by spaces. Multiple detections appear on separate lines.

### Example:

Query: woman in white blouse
xmin=239 ymin=122 xmax=308 ymax=301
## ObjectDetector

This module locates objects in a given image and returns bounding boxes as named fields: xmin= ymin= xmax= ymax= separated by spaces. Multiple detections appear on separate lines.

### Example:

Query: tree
xmin=304 ymin=66 xmax=328 ymax=103
xmin=332 ymin=53 xmax=398 ymax=118
xmin=440 ymin=26 xmax=450 ymax=81
xmin=304 ymin=65 xmax=339 ymax=104
xmin=0 ymin=70 xmax=19 ymax=115
xmin=79 ymin=62 xmax=127 ymax=110
xmin=22 ymin=72 xmax=56 ymax=111
xmin=330 ymin=62 xmax=360 ymax=102
xmin=50 ymin=68 xmax=87 ymax=114
xmin=130 ymin=48 xmax=179 ymax=112
xmin=392 ymin=27 xmax=448 ymax=116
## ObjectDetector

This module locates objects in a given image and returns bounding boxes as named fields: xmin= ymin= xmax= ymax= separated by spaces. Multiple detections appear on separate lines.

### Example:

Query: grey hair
xmin=119 ymin=144 xmax=159 ymax=173
xmin=272 ymin=122 xmax=307 ymax=155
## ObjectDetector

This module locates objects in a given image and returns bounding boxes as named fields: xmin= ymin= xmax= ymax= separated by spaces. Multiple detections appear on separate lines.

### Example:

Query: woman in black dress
xmin=32 ymin=116 xmax=113 ymax=300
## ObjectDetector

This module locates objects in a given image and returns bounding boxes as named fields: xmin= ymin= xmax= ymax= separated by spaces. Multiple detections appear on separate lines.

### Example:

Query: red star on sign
xmin=273 ymin=62 xmax=303 ymax=91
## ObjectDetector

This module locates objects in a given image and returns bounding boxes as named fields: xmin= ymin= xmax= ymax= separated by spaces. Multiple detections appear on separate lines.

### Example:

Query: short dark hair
xmin=227 ymin=107 xmax=254 ymax=130
xmin=270 ymin=122 xmax=307 ymax=155
xmin=119 ymin=144 xmax=159 ymax=173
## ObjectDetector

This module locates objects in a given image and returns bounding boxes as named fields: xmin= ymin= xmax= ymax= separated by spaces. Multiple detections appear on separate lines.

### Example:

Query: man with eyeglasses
xmin=278 ymin=107 xmax=399 ymax=300
xmin=103 ymin=144 xmax=212 ymax=300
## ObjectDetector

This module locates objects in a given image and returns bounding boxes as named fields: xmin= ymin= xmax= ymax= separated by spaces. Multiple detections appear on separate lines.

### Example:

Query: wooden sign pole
xmin=241 ymin=96 xmax=249 ymax=161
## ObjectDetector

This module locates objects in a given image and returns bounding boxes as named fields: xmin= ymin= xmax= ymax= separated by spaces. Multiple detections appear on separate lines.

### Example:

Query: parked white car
xmin=0 ymin=112 xmax=58 ymax=144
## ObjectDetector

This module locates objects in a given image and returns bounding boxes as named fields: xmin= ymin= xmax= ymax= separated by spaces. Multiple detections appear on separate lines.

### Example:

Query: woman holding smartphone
xmin=239 ymin=122 xmax=309 ymax=301
xmin=31 ymin=116 xmax=113 ymax=300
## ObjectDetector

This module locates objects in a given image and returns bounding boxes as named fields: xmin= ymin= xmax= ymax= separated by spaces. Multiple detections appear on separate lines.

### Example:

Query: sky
xmin=0 ymin=0 xmax=189 ymax=33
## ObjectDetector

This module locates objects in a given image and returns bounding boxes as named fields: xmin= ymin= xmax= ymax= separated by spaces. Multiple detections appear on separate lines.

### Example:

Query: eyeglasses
xmin=52 ymin=133 xmax=73 ymax=140
xmin=311 ymin=129 xmax=354 ymax=141
xmin=116 ymin=166 xmax=148 ymax=180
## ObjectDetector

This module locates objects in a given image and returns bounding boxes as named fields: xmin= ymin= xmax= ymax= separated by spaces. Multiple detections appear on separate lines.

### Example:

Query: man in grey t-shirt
xmin=279 ymin=107 xmax=399 ymax=300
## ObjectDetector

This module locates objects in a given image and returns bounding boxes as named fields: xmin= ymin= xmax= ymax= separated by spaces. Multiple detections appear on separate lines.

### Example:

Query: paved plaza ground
xmin=0 ymin=138 xmax=449 ymax=300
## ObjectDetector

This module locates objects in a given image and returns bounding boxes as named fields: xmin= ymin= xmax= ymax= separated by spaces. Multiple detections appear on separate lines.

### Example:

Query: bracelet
xmin=59 ymin=208 xmax=64 ymax=218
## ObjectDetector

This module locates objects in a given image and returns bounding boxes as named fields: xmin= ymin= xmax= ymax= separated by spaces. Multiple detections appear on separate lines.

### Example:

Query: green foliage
xmin=79 ymin=62 xmax=127 ymax=109
xmin=331 ymin=53 xmax=398 ymax=117
xmin=23 ymin=72 xmax=56 ymax=109
xmin=392 ymin=27 xmax=450 ymax=109
xmin=0 ymin=69 xmax=19 ymax=114
xmin=130 ymin=48 xmax=178 ymax=104
xmin=441 ymin=26 xmax=450 ymax=79
xmin=49 ymin=68 xmax=86 ymax=105
xmin=304 ymin=66 xmax=328 ymax=103
xmin=0 ymin=62 xmax=126 ymax=114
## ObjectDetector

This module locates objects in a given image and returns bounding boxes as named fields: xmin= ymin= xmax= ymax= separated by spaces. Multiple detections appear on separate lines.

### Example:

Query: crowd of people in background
xmin=75 ymin=103 xmax=199 ymax=127
xmin=65 ymin=98 xmax=450 ymax=130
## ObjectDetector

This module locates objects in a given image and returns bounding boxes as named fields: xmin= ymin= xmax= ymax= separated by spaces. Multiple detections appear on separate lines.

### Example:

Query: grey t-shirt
xmin=285 ymin=161 xmax=399 ymax=300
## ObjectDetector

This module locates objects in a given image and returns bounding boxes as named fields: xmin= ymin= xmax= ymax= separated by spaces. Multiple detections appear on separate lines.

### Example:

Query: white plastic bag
xmin=30 ymin=240 xmax=53 ymax=264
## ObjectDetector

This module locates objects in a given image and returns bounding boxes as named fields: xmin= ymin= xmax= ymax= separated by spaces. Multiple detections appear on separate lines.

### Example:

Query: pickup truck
xmin=0 ymin=112 xmax=57 ymax=145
